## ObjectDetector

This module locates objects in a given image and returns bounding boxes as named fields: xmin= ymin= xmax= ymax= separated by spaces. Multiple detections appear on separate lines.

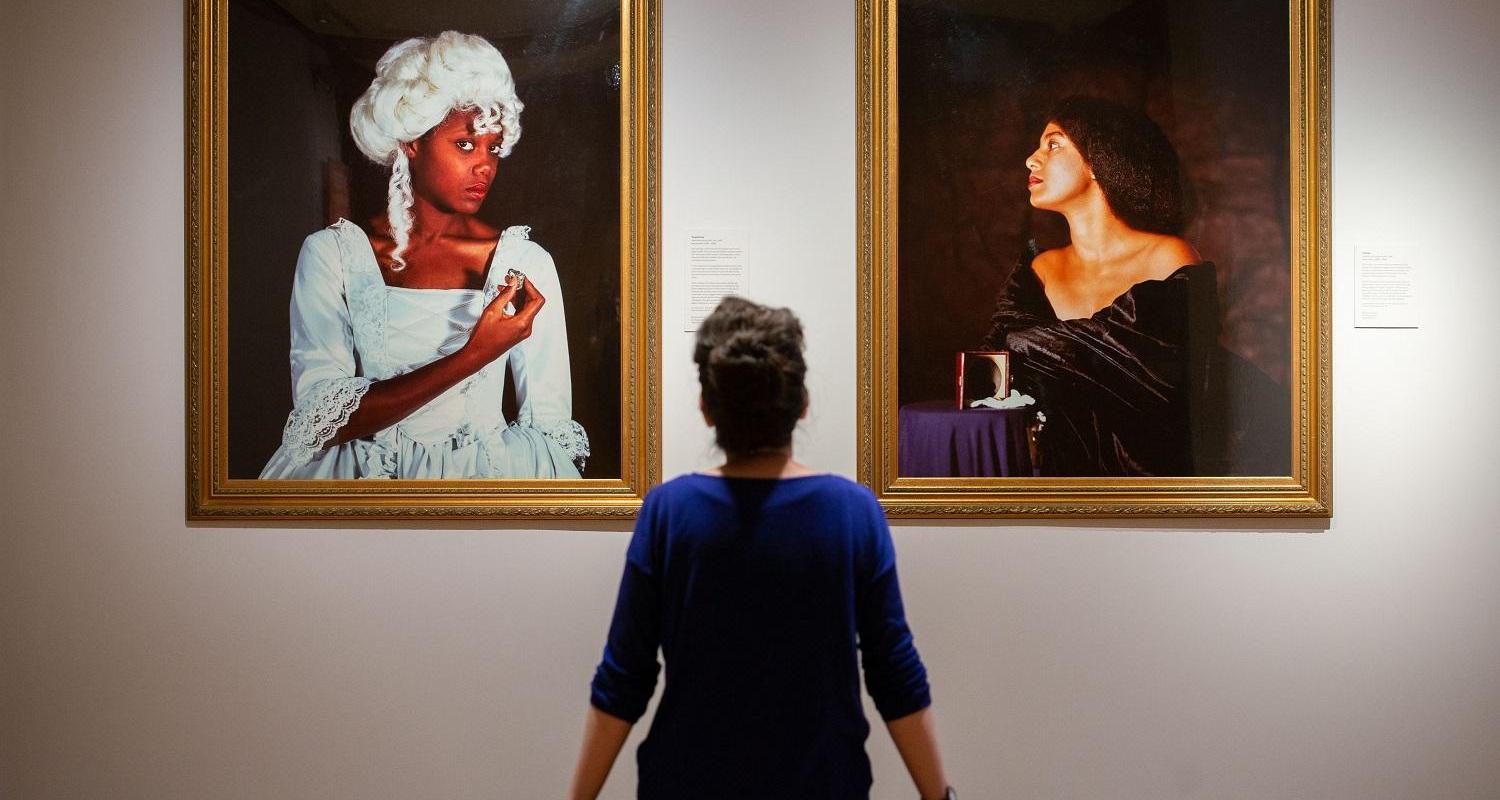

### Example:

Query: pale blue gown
xmin=260 ymin=220 xmax=587 ymax=479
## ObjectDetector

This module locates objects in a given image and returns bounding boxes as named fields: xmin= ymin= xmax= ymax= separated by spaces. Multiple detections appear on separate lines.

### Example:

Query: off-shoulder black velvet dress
xmin=982 ymin=253 xmax=1222 ymax=477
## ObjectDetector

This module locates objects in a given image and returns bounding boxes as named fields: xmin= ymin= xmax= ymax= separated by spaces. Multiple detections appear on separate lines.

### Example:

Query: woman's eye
xmin=456 ymin=140 xmax=475 ymax=152
xmin=488 ymin=144 xmax=502 ymax=156
xmin=1047 ymin=141 xmax=1059 ymax=151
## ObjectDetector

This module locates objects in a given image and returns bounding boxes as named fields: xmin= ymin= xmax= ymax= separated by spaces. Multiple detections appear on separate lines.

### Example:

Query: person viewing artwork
xmin=259 ymin=31 xmax=588 ymax=480
xmin=982 ymin=95 xmax=1223 ymax=477
xmin=568 ymin=297 xmax=954 ymax=799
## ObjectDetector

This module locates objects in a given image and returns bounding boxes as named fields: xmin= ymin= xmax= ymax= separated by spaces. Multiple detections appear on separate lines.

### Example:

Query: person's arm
xmin=505 ymin=240 xmax=589 ymax=470
xmin=981 ymin=257 xmax=1053 ymax=351
xmin=886 ymin=706 xmax=949 ymax=800
xmin=329 ymin=277 xmax=545 ymax=446
xmin=566 ymin=706 xmax=633 ymax=800
xmin=853 ymin=489 xmax=950 ymax=797
xmin=571 ymin=493 xmax=665 ymax=796
xmin=271 ymin=230 xmax=546 ymax=467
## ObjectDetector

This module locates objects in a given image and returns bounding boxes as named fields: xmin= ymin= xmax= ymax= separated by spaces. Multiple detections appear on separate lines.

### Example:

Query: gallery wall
xmin=3 ymin=0 xmax=1499 ymax=797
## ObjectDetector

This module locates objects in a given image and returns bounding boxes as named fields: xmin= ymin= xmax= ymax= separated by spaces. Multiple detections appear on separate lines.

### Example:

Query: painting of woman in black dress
xmin=981 ymin=97 xmax=1285 ymax=477
xmin=895 ymin=0 xmax=1294 ymax=479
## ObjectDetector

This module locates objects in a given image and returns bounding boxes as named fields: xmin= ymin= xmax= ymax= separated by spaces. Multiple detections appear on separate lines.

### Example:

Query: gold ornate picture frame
xmin=187 ymin=0 xmax=659 ymax=520
xmin=857 ymin=0 xmax=1330 ymax=517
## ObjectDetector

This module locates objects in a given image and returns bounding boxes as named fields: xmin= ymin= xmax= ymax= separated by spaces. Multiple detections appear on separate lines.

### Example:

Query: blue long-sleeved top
xmin=590 ymin=473 xmax=931 ymax=799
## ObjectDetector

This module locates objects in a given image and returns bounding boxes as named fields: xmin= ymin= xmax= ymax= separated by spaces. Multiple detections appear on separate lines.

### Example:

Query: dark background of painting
xmin=897 ymin=0 xmax=1291 ymax=474
xmin=227 ymin=0 xmax=622 ymax=478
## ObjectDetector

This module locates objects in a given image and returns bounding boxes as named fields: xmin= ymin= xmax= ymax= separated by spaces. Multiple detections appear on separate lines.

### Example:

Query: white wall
xmin=3 ymin=0 xmax=1498 ymax=797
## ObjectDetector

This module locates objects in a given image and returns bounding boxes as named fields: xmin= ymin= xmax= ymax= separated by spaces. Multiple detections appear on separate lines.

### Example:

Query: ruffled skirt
xmin=260 ymin=422 xmax=582 ymax=479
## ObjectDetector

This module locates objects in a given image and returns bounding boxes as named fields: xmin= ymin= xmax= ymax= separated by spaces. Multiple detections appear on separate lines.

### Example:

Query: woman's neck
xmin=708 ymin=446 xmax=816 ymax=479
xmin=1059 ymin=200 xmax=1144 ymax=270
xmin=407 ymin=196 xmax=468 ymax=244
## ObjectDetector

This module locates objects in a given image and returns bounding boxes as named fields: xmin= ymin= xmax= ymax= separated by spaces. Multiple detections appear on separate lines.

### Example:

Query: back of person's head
xmin=693 ymin=297 xmax=807 ymax=455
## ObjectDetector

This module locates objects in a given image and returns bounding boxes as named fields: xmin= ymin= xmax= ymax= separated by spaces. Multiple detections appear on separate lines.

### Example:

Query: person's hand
xmin=464 ymin=277 xmax=546 ymax=363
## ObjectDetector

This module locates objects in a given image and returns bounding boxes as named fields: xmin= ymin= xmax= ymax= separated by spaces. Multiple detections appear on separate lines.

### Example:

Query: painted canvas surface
xmin=187 ymin=0 xmax=659 ymax=518
xmin=228 ymin=0 xmax=622 ymax=480
xmin=857 ymin=0 xmax=1330 ymax=515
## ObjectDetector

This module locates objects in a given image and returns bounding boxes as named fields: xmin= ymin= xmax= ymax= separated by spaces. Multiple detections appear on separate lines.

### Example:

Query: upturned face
xmin=1024 ymin=123 xmax=1093 ymax=211
xmin=404 ymin=109 xmax=503 ymax=215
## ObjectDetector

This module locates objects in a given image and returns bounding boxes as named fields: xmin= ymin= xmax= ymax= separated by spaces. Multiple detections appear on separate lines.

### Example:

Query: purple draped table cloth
xmin=897 ymin=401 xmax=1035 ymax=478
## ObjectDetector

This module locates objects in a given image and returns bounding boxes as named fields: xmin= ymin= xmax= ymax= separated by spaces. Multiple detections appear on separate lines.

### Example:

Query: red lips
xmin=1027 ymin=176 xmax=1042 ymax=188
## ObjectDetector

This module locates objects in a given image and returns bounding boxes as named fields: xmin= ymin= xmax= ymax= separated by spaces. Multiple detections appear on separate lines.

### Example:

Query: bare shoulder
xmin=460 ymin=216 xmax=502 ymax=241
xmin=448 ymin=233 xmax=500 ymax=261
xmin=442 ymin=218 xmax=505 ymax=263
xmin=1031 ymin=246 xmax=1069 ymax=285
xmin=1145 ymin=235 xmax=1200 ymax=277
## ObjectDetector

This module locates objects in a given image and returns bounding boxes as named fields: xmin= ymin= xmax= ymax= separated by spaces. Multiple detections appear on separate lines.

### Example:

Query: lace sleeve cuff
xmin=543 ymin=419 xmax=591 ymax=474
xmin=279 ymin=377 xmax=373 ymax=467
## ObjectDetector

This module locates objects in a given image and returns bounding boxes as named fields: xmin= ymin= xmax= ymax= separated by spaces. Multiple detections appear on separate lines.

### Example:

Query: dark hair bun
xmin=694 ymin=297 xmax=807 ymax=455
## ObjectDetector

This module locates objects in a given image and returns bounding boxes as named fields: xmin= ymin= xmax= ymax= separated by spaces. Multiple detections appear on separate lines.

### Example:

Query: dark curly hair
xmin=1047 ymin=95 xmax=1186 ymax=234
xmin=693 ymin=296 xmax=807 ymax=455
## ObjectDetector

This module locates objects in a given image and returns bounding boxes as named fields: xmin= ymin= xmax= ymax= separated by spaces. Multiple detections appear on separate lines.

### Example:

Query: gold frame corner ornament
xmin=185 ymin=0 xmax=661 ymax=521
xmin=855 ymin=0 xmax=1331 ymax=518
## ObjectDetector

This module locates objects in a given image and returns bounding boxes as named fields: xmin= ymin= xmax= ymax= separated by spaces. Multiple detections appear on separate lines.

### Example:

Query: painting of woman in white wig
xmin=226 ymin=0 xmax=624 ymax=480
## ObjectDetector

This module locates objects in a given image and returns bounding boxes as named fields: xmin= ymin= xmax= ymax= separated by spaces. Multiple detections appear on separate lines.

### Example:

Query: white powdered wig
xmin=349 ymin=31 xmax=524 ymax=270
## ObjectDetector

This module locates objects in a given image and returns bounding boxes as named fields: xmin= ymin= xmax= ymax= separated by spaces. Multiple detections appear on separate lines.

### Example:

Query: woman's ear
xmin=699 ymin=394 xmax=714 ymax=428
xmin=799 ymin=392 xmax=810 ymax=420
xmin=400 ymin=139 xmax=420 ymax=160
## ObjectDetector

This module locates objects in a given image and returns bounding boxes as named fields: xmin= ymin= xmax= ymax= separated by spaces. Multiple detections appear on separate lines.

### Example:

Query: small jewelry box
xmin=956 ymin=351 xmax=1010 ymax=409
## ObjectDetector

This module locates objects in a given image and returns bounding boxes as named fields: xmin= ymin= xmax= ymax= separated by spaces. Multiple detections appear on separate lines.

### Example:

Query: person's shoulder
xmin=650 ymin=473 xmax=701 ymax=493
xmin=804 ymin=476 xmax=889 ymax=549
xmin=1145 ymin=235 xmax=1201 ymax=274
xmin=302 ymin=221 xmax=350 ymax=251
xmin=296 ymin=221 xmax=359 ymax=277
xmin=802 ymin=473 xmax=881 ymax=510
xmin=461 ymin=216 xmax=502 ymax=241
xmin=816 ymin=471 xmax=871 ymax=493
xmin=496 ymin=225 xmax=558 ymax=273
xmin=496 ymin=224 xmax=547 ymax=254
xmin=1031 ymin=246 xmax=1067 ymax=282
xmin=643 ymin=473 xmax=716 ymax=505
xmin=433 ymin=218 xmax=501 ymax=262
xmin=636 ymin=475 xmax=734 ymax=534
xmin=306 ymin=217 xmax=378 ymax=257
